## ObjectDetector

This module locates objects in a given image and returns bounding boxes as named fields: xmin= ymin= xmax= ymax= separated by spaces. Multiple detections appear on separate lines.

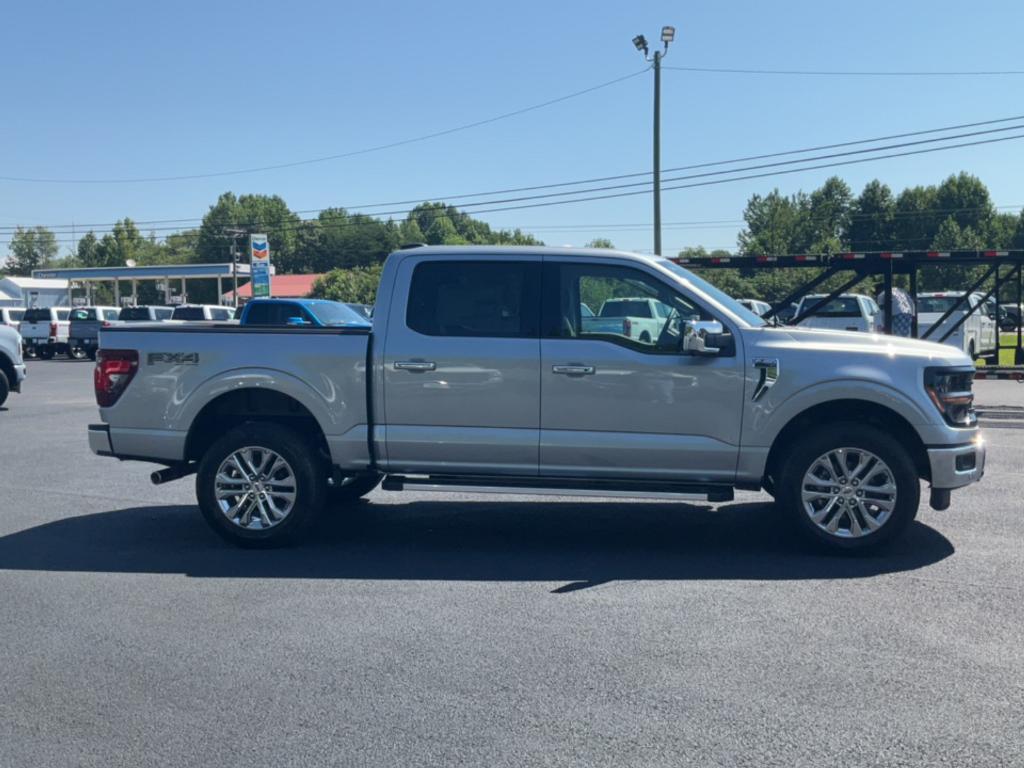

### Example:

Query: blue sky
xmin=1 ymin=0 xmax=1022 ymax=259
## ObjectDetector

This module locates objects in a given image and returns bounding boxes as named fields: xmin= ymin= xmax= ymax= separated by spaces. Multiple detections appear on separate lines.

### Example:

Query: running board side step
xmin=381 ymin=474 xmax=734 ymax=502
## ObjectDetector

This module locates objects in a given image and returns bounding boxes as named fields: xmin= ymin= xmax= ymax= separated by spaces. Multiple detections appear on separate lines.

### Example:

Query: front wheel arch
xmin=763 ymin=399 xmax=929 ymax=494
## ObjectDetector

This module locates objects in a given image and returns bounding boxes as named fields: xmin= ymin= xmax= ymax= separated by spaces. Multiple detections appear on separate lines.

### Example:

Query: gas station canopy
xmin=32 ymin=262 xmax=274 ymax=306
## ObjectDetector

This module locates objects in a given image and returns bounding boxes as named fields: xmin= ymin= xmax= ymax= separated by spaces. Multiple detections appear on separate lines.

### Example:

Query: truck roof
xmin=390 ymin=245 xmax=662 ymax=263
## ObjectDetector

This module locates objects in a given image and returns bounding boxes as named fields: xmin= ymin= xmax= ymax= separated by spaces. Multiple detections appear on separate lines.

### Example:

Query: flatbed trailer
xmin=674 ymin=249 xmax=1024 ymax=367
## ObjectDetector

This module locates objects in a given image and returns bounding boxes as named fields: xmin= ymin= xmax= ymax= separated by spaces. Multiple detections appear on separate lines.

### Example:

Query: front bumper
xmin=928 ymin=437 xmax=986 ymax=490
xmin=12 ymin=363 xmax=26 ymax=391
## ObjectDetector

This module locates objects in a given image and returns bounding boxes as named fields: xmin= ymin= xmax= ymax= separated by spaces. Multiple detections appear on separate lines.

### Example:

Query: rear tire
xmin=968 ymin=340 xmax=976 ymax=361
xmin=69 ymin=346 xmax=87 ymax=360
xmin=86 ymin=348 xmax=98 ymax=361
xmin=37 ymin=346 xmax=54 ymax=360
xmin=776 ymin=422 xmax=920 ymax=553
xmin=196 ymin=422 xmax=327 ymax=548
xmin=0 ymin=370 xmax=9 ymax=407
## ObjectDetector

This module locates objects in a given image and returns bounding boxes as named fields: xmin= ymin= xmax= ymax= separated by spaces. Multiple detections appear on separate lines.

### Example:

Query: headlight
xmin=924 ymin=366 xmax=975 ymax=427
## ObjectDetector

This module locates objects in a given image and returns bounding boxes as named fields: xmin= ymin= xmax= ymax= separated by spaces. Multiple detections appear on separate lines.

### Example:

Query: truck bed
xmin=96 ymin=323 xmax=373 ymax=469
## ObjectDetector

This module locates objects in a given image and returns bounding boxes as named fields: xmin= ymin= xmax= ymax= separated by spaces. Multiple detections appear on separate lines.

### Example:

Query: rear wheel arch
xmin=763 ymin=399 xmax=929 ymax=492
xmin=185 ymin=388 xmax=330 ymax=465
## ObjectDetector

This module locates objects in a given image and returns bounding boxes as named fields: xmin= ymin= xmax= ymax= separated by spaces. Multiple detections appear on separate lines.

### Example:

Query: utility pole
xmin=224 ymin=227 xmax=247 ymax=308
xmin=633 ymin=26 xmax=675 ymax=257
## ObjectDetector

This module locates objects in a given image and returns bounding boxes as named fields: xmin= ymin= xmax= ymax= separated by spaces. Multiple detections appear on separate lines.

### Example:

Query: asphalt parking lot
xmin=1 ymin=361 xmax=1022 ymax=767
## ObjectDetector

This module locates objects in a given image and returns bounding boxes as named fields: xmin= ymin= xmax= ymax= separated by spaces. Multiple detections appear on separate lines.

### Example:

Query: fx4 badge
xmin=148 ymin=352 xmax=199 ymax=366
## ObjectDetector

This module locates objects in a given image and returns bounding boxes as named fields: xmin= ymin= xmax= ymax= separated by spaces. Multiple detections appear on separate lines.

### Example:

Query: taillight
xmin=94 ymin=349 xmax=139 ymax=407
xmin=623 ymin=318 xmax=632 ymax=336
xmin=49 ymin=322 xmax=58 ymax=338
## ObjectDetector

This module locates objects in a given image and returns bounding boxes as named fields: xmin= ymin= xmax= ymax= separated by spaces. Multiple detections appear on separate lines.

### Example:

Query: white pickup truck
xmin=88 ymin=246 xmax=985 ymax=553
xmin=917 ymin=292 xmax=997 ymax=360
xmin=792 ymin=294 xmax=882 ymax=333
xmin=18 ymin=306 xmax=71 ymax=359
xmin=580 ymin=297 xmax=678 ymax=345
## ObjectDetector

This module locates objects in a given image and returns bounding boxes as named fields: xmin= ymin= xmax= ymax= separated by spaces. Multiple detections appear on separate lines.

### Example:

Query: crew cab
xmin=88 ymin=246 xmax=985 ymax=553
xmin=170 ymin=304 xmax=234 ymax=322
xmin=918 ymin=292 xmax=997 ymax=360
xmin=18 ymin=307 xmax=71 ymax=359
xmin=68 ymin=306 xmax=121 ymax=360
xmin=581 ymin=297 xmax=675 ymax=344
xmin=0 ymin=325 xmax=26 ymax=406
xmin=119 ymin=305 xmax=174 ymax=323
xmin=791 ymin=294 xmax=882 ymax=332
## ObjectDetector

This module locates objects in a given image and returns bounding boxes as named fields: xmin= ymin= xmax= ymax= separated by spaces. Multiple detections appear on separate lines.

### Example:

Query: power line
xmin=664 ymin=65 xmax=1024 ymax=77
xmin=0 ymin=69 xmax=650 ymax=185
xmin=6 ymin=113 xmax=1024 ymax=234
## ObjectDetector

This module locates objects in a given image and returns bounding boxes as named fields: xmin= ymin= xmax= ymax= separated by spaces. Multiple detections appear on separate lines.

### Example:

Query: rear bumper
xmin=88 ymin=423 xmax=114 ymax=456
xmin=928 ymin=438 xmax=986 ymax=490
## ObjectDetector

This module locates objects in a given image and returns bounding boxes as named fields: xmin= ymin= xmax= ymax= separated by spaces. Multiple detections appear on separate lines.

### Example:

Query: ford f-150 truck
xmin=88 ymin=246 xmax=985 ymax=552
xmin=0 ymin=324 xmax=27 ymax=406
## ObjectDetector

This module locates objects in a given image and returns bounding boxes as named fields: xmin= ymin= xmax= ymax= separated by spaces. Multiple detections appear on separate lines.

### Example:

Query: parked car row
xmin=735 ymin=291 xmax=1004 ymax=358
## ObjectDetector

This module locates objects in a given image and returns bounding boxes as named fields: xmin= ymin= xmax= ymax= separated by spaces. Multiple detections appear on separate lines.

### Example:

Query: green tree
xmin=76 ymin=231 xmax=102 ymax=267
xmin=309 ymin=264 xmax=384 ymax=304
xmin=737 ymin=190 xmax=807 ymax=256
xmin=802 ymin=176 xmax=852 ymax=254
xmin=4 ymin=226 xmax=59 ymax=275
xmin=848 ymin=180 xmax=896 ymax=252
xmin=196 ymin=192 xmax=302 ymax=273
xmin=585 ymin=238 xmax=615 ymax=249
xmin=312 ymin=208 xmax=399 ymax=271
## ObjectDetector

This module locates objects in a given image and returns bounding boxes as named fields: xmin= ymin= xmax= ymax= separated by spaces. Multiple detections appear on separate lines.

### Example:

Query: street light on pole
xmin=633 ymin=25 xmax=675 ymax=256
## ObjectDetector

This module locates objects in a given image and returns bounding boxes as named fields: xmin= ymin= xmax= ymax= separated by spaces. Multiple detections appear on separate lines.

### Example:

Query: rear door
xmin=382 ymin=255 xmax=541 ymax=475
xmin=539 ymin=259 xmax=744 ymax=481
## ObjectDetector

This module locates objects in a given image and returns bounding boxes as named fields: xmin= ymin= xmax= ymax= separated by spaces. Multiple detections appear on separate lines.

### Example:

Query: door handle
xmin=551 ymin=364 xmax=595 ymax=376
xmin=394 ymin=360 xmax=436 ymax=372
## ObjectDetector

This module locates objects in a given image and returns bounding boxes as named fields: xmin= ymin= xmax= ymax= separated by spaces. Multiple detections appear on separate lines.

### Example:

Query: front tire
xmin=0 ymin=369 xmax=9 ymax=407
xmin=37 ymin=345 xmax=54 ymax=360
xmin=196 ymin=422 xmax=326 ymax=548
xmin=776 ymin=422 xmax=920 ymax=553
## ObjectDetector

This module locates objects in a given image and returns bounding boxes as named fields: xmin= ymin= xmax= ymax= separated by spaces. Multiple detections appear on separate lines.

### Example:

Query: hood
xmin=748 ymin=326 xmax=971 ymax=367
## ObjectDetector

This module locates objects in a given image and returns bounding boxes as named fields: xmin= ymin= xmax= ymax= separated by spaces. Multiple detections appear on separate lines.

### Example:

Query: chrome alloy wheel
xmin=800 ymin=447 xmax=897 ymax=538
xmin=215 ymin=446 xmax=297 ymax=530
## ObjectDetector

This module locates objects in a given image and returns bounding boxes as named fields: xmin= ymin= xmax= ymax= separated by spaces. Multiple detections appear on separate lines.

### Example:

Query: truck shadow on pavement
xmin=0 ymin=499 xmax=954 ymax=586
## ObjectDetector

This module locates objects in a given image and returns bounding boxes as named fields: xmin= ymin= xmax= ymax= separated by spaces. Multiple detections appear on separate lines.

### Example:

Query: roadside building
xmin=222 ymin=273 xmax=324 ymax=305
xmin=0 ymin=276 xmax=71 ymax=307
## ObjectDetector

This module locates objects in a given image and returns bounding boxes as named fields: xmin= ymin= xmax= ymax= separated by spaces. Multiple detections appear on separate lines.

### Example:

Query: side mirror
xmin=682 ymin=320 xmax=726 ymax=356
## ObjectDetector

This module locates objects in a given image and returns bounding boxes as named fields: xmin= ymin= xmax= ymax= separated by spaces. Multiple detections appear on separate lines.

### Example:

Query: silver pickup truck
xmin=88 ymin=246 xmax=985 ymax=553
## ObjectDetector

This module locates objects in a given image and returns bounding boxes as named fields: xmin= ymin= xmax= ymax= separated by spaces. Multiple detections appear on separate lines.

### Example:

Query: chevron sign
xmin=249 ymin=234 xmax=272 ymax=297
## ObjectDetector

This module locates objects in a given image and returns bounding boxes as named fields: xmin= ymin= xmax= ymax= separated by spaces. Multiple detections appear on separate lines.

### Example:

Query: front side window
xmin=545 ymin=262 xmax=705 ymax=352
xmin=406 ymin=261 xmax=540 ymax=338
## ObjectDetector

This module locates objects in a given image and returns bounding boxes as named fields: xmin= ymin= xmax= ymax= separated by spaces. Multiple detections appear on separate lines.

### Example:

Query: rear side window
xmin=8 ymin=310 xmax=24 ymax=322
xmin=155 ymin=308 xmax=173 ymax=320
xmin=57 ymin=310 xmax=71 ymax=321
xmin=210 ymin=308 xmax=232 ymax=321
xmin=23 ymin=309 xmax=53 ymax=323
xmin=103 ymin=309 xmax=120 ymax=320
xmin=406 ymin=261 xmax=540 ymax=338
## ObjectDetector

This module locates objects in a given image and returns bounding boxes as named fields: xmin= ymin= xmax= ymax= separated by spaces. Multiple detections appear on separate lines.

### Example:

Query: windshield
xmin=656 ymin=259 xmax=767 ymax=327
xmin=918 ymin=296 xmax=964 ymax=314
xmin=307 ymin=302 xmax=371 ymax=327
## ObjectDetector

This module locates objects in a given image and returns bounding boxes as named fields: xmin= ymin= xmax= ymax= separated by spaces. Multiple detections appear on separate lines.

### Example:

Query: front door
xmin=382 ymin=256 xmax=542 ymax=475
xmin=539 ymin=260 xmax=744 ymax=482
